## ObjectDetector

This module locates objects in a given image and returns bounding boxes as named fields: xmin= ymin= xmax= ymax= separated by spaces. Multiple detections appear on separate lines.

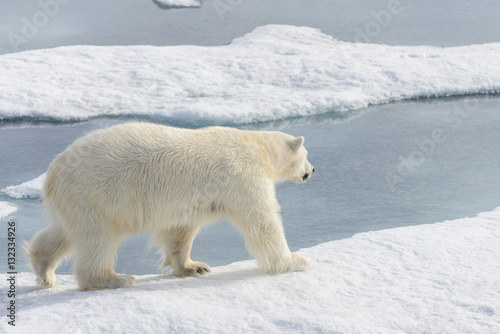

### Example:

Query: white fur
xmin=27 ymin=123 xmax=315 ymax=290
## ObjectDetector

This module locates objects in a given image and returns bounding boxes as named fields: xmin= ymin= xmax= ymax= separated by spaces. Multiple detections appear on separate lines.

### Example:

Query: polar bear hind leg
xmin=72 ymin=223 xmax=135 ymax=290
xmin=26 ymin=224 xmax=72 ymax=288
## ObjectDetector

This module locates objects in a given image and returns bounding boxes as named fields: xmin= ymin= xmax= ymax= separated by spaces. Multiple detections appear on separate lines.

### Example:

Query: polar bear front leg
xmin=155 ymin=226 xmax=211 ymax=277
xmin=233 ymin=206 xmax=313 ymax=275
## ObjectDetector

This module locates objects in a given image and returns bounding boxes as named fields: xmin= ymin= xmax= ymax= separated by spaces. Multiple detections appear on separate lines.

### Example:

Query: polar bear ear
xmin=288 ymin=136 xmax=304 ymax=151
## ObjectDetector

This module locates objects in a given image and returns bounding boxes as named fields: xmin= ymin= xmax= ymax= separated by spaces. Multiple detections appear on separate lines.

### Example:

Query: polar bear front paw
xmin=290 ymin=253 xmax=314 ymax=272
xmin=173 ymin=261 xmax=211 ymax=277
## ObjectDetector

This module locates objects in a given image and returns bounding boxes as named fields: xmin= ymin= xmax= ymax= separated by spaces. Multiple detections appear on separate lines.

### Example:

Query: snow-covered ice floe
xmin=1 ymin=174 xmax=45 ymax=199
xmin=1 ymin=207 xmax=499 ymax=333
xmin=0 ymin=201 xmax=17 ymax=220
xmin=152 ymin=0 xmax=201 ymax=9
xmin=1 ymin=25 xmax=499 ymax=124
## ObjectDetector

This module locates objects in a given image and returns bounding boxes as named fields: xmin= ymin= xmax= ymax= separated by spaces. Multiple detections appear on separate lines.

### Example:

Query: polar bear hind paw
xmin=80 ymin=274 xmax=136 ymax=290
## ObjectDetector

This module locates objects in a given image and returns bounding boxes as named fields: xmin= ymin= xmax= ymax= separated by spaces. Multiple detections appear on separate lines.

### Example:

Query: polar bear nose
xmin=302 ymin=167 xmax=314 ymax=181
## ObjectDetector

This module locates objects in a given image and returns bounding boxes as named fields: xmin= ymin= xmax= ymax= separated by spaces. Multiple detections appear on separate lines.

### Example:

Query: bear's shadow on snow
xmin=16 ymin=268 xmax=262 ymax=307
xmin=135 ymin=267 xmax=260 ymax=288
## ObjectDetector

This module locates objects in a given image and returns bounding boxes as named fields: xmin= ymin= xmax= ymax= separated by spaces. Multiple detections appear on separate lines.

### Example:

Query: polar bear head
xmin=264 ymin=133 xmax=314 ymax=184
xmin=283 ymin=136 xmax=315 ymax=184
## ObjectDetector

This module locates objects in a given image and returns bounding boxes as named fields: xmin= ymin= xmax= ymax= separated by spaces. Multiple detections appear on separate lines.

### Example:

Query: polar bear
xmin=27 ymin=123 xmax=315 ymax=290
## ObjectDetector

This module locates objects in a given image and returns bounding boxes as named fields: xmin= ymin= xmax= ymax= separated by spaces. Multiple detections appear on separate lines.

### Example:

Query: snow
xmin=1 ymin=208 xmax=499 ymax=333
xmin=1 ymin=25 xmax=499 ymax=124
xmin=0 ymin=201 xmax=17 ymax=220
xmin=153 ymin=0 xmax=201 ymax=8
xmin=1 ymin=174 xmax=46 ymax=199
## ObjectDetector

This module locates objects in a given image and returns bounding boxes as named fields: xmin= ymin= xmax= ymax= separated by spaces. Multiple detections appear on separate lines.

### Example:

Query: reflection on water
xmin=1 ymin=96 xmax=500 ymax=275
